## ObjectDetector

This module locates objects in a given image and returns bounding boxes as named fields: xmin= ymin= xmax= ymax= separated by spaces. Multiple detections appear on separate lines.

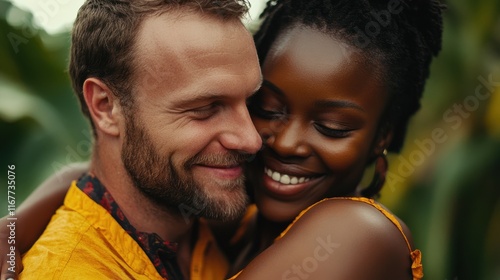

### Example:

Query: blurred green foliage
xmin=0 ymin=0 xmax=89 ymax=215
xmin=0 ymin=0 xmax=499 ymax=279
xmin=377 ymin=1 xmax=500 ymax=279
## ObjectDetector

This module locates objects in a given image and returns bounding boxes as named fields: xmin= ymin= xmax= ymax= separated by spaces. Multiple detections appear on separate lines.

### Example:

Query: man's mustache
xmin=185 ymin=152 xmax=254 ymax=168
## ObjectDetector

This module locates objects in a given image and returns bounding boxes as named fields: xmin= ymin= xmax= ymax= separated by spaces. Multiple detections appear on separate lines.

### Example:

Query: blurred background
xmin=0 ymin=0 xmax=499 ymax=279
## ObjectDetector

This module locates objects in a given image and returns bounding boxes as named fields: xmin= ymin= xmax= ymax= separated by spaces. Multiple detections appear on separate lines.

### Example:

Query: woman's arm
xmin=0 ymin=162 xmax=89 ymax=279
xmin=232 ymin=199 xmax=414 ymax=280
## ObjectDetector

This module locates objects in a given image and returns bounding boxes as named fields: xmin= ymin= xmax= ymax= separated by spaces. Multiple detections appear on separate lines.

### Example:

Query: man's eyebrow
xmin=172 ymin=92 xmax=224 ymax=108
xmin=174 ymin=74 xmax=264 ymax=107
xmin=247 ymin=74 xmax=264 ymax=98
xmin=314 ymin=99 xmax=365 ymax=111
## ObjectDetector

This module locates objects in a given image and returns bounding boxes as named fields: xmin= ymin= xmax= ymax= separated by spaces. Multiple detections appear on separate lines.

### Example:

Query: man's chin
xmin=196 ymin=187 xmax=248 ymax=221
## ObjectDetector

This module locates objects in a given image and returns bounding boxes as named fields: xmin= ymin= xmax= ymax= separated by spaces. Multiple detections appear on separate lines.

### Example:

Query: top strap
xmin=275 ymin=196 xmax=423 ymax=280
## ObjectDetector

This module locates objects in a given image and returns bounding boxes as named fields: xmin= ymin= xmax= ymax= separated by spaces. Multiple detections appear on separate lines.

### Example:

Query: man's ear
xmin=373 ymin=125 xmax=394 ymax=156
xmin=83 ymin=78 xmax=122 ymax=137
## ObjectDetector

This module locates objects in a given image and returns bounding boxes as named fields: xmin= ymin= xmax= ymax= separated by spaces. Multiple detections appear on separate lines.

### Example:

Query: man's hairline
xmin=125 ymin=8 xmax=250 ymax=99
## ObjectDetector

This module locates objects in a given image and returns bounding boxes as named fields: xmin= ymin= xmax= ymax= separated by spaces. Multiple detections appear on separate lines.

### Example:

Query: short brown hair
xmin=69 ymin=0 xmax=250 ymax=132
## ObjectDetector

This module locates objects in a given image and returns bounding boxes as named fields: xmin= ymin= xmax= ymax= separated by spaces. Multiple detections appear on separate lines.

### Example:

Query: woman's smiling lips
xmin=261 ymin=166 xmax=323 ymax=198
xmin=265 ymin=167 xmax=312 ymax=184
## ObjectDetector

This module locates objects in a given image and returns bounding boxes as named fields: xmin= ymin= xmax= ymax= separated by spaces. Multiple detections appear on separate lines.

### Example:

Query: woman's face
xmin=247 ymin=26 xmax=391 ymax=222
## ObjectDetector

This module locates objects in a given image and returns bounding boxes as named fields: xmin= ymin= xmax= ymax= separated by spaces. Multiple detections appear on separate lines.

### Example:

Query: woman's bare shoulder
xmin=236 ymin=198 xmax=414 ymax=280
xmin=304 ymin=198 xmax=415 ymax=247
xmin=288 ymin=198 xmax=414 ymax=278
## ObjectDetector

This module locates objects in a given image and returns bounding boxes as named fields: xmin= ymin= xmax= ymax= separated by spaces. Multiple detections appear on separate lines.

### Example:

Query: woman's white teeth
xmin=264 ymin=167 xmax=312 ymax=185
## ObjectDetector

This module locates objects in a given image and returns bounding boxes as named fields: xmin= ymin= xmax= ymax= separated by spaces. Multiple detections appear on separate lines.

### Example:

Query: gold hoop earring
xmin=361 ymin=149 xmax=388 ymax=198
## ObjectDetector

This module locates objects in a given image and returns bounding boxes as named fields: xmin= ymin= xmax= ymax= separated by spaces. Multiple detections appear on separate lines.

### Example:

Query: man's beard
xmin=121 ymin=114 xmax=249 ymax=221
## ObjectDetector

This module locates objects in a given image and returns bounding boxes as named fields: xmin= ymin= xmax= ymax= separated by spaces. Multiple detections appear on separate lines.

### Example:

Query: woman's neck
xmin=255 ymin=214 xmax=291 ymax=250
xmin=229 ymin=213 xmax=292 ymax=275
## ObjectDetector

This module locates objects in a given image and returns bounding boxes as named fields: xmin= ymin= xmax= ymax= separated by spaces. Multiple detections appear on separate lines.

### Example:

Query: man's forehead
xmin=131 ymin=11 xmax=260 ymax=103
xmin=133 ymin=12 xmax=252 ymax=85
xmin=136 ymin=12 xmax=248 ymax=58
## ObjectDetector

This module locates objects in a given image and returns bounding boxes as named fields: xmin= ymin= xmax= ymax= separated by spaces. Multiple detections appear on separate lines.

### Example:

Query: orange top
xmin=276 ymin=197 xmax=423 ymax=280
xmin=229 ymin=197 xmax=423 ymax=280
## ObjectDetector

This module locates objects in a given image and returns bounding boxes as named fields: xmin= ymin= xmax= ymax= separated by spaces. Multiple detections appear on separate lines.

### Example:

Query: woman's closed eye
xmin=251 ymin=104 xmax=287 ymax=120
xmin=313 ymin=122 xmax=354 ymax=138
xmin=248 ymin=86 xmax=287 ymax=120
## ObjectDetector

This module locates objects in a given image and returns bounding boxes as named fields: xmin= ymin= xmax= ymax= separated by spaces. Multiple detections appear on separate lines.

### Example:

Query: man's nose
xmin=219 ymin=104 xmax=262 ymax=154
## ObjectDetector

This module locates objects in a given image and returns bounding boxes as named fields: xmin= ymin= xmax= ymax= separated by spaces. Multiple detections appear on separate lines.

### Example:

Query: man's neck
xmin=89 ymin=145 xmax=195 ymax=277
xmin=91 ymin=158 xmax=194 ymax=239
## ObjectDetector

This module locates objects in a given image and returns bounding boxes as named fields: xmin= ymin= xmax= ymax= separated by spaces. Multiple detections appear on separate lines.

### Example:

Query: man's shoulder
xmin=19 ymin=204 xmax=99 ymax=278
xmin=20 ymin=188 xmax=162 ymax=279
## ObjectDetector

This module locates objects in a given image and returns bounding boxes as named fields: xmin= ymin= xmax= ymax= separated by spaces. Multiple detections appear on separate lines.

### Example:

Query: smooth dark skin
xmin=249 ymin=26 xmax=389 ymax=222
xmin=1 ymin=26 xmax=416 ymax=280
xmin=231 ymin=26 xmax=414 ymax=279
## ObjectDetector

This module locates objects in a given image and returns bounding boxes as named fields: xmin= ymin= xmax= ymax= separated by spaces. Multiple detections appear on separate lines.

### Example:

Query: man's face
xmin=121 ymin=12 xmax=262 ymax=221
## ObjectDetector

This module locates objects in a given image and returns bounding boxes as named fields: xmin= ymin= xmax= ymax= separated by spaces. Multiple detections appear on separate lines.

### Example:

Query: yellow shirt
xmin=20 ymin=183 xmax=228 ymax=280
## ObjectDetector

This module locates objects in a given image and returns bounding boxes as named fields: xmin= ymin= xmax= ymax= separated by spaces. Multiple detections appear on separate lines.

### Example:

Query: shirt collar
xmin=76 ymin=173 xmax=183 ymax=280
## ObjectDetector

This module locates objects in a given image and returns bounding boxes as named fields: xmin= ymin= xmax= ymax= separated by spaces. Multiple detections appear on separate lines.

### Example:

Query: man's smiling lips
xmin=193 ymin=164 xmax=243 ymax=180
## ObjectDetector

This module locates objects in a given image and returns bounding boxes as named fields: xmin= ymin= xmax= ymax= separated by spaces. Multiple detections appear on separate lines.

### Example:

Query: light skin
xmin=101 ymin=11 xmax=261 ymax=226
xmin=1 ymin=23 xmax=415 ymax=280
xmin=119 ymin=12 xmax=261 ymax=222
xmin=89 ymin=12 xmax=262 ymax=278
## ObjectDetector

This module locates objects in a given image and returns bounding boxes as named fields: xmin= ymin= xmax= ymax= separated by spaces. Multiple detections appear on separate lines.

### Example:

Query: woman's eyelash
xmin=252 ymin=103 xmax=353 ymax=138
xmin=250 ymin=104 xmax=286 ymax=119
xmin=313 ymin=123 xmax=352 ymax=138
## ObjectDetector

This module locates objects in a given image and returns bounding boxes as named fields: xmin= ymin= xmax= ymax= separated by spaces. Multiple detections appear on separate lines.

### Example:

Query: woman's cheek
xmin=315 ymin=137 xmax=366 ymax=172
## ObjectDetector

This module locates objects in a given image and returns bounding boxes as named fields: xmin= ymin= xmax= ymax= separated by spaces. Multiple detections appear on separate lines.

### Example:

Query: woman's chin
xmin=255 ymin=195 xmax=303 ymax=223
